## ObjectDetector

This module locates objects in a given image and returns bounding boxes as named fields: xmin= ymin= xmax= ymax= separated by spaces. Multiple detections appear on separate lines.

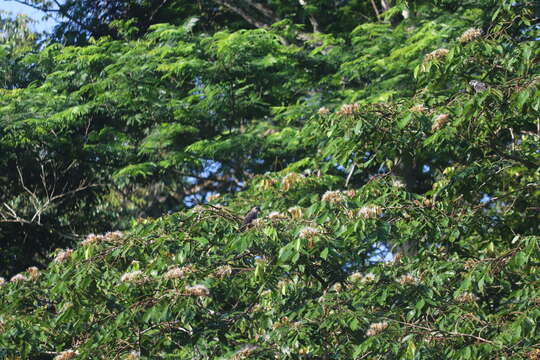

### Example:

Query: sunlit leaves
xmin=1 ymin=1 xmax=539 ymax=359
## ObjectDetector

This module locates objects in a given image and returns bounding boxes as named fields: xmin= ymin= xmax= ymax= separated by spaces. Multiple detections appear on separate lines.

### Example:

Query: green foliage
xmin=19 ymin=0 xmax=379 ymax=45
xmin=0 ymin=12 xmax=41 ymax=88
xmin=0 ymin=172 xmax=538 ymax=358
xmin=0 ymin=19 xmax=325 ymax=275
xmin=0 ymin=0 xmax=539 ymax=358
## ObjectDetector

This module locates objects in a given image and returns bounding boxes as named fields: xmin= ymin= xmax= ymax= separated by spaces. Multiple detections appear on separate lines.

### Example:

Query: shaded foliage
xmin=0 ymin=0 xmax=539 ymax=359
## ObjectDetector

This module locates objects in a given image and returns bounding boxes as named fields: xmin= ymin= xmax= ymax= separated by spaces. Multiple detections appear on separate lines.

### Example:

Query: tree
xmin=0 ymin=11 xmax=41 ymax=88
xmin=13 ymin=0 xmax=383 ymax=44
xmin=0 ymin=18 xmax=328 ymax=276
xmin=0 ymin=0 xmax=539 ymax=358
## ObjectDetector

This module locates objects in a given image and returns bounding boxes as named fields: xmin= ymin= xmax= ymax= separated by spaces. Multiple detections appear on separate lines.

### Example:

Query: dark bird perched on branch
xmin=239 ymin=206 xmax=260 ymax=231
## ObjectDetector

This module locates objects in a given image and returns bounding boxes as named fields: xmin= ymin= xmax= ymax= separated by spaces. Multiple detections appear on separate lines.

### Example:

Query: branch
xmin=140 ymin=320 xmax=193 ymax=336
xmin=308 ymin=14 xmax=320 ymax=33
xmin=370 ymin=0 xmax=381 ymax=20
xmin=1 ymin=164 xmax=98 ymax=225
xmin=345 ymin=162 xmax=356 ymax=187
xmin=147 ymin=0 xmax=170 ymax=26
xmin=13 ymin=0 xmax=97 ymax=35
xmin=50 ymin=0 xmax=96 ymax=33
xmin=389 ymin=319 xmax=504 ymax=347
xmin=1 ymin=203 xmax=31 ymax=224
xmin=490 ymin=145 xmax=538 ymax=169
xmin=380 ymin=0 xmax=392 ymax=12
xmin=212 ymin=0 xmax=270 ymax=28
xmin=483 ymin=113 xmax=539 ymax=169
xmin=473 ymin=183 xmax=538 ymax=211
xmin=207 ymin=203 xmax=243 ymax=224
xmin=212 ymin=0 xmax=321 ymax=44
xmin=244 ymin=0 xmax=279 ymax=22
xmin=17 ymin=165 xmax=40 ymax=211
xmin=11 ymin=0 xmax=60 ymax=13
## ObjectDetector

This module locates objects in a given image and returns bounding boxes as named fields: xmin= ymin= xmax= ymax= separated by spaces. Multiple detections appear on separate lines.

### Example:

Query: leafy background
xmin=0 ymin=0 xmax=539 ymax=358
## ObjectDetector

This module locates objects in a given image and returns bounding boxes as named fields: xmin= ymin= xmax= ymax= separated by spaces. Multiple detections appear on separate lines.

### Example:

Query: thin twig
xmin=370 ymin=0 xmax=380 ymax=20
xmin=389 ymin=319 xmax=503 ymax=347
xmin=345 ymin=162 xmax=356 ymax=187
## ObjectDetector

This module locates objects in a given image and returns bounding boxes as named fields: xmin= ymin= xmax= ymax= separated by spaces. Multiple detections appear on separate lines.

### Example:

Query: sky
xmin=0 ymin=0 xmax=58 ymax=33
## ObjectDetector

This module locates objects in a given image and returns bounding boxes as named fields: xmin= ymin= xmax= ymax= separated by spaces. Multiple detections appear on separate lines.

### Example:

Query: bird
xmin=240 ymin=206 xmax=261 ymax=231
xmin=469 ymin=80 xmax=488 ymax=93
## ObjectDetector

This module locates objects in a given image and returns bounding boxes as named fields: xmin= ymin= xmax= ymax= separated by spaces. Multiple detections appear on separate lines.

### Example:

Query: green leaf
xmin=405 ymin=340 xmax=416 ymax=359
xmin=278 ymin=245 xmax=293 ymax=264
xmin=415 ymin=298 xmax=425 ymax=313
xmin=510 ymin=252 xmax=528 ymax=269
xmin=263 ymin=227 xmax=278 ymax=241
xmin=320 ymin=247 xmax=329 ymax=260
xmin=294 ymin=237 xmax=302 ymax=252
xmin=513 ymin=90 xmax=530 ymax=111
xmin=397 ymin=114 xmax=412 ymax=129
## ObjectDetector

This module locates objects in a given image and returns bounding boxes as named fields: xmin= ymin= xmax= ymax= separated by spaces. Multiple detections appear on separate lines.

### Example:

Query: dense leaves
xmin=14 ymin=0 xmax=380 ymax=44
xmin=0 ymin=11 xmax=42 ymax=88
xmin=0 ymin=21 xmax=321 ymax=275
xmin=0 ymin=0 xmax=539 ymax=359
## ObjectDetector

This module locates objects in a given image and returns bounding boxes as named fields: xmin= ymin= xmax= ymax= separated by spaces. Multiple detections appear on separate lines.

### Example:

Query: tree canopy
xmin=11 ymin=0 xmax=381 ymax=44
xmin=0 ymin=0 xmax=539 ymax=359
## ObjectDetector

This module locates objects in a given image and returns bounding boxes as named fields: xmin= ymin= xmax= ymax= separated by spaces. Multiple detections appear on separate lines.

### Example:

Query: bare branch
xmin=11 ymin=0 xmax=60 ymax=13
xmin=308 ymin=15 xmax=320 ymax=33
xmin=345 ymin=162 xmax=356 ymax=187
xmin=370 ymin=0 xmax=381 ymax=20
xmin=244 ymin=0 xmax=279 ymax=22
xmin=1 ymin=203 xmax=30 ymax=224
xmin=380 ymin=0 xmax=392 ymax=12
xmin=13 ymin=0 xmax=96 ymax=35
xmin=1 ymin=164 xmax=98 ymax=225
xmin=213 ymin=0 xmax=270 ymax=28
xmin=147 ymin=0 xmax=170 ymax=25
